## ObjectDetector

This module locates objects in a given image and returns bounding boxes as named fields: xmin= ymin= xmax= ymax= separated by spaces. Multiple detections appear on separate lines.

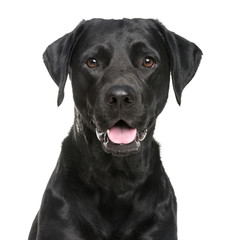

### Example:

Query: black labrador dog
xmin=29 ymin=18 xmax=202 ymax=240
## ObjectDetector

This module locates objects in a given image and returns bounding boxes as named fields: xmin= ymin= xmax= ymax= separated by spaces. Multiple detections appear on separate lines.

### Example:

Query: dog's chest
xmin=72 ymin=190 xmax=149 ymax=239
xmin=98 ymin=191 xmax=132 ymax=222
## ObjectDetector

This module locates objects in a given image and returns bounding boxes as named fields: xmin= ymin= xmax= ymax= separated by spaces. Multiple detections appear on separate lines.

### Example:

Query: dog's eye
xmin=87 ymin=59 xmax=99 ymax=68
xmin=142 ymin=57 xmax=155 ymax=68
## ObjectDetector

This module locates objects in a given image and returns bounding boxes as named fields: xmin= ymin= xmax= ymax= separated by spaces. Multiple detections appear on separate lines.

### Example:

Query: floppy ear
xmin=159 ymin=25 xmax=202 ymax=105
xmin=43 ymin=21 xmax=85 ymax=106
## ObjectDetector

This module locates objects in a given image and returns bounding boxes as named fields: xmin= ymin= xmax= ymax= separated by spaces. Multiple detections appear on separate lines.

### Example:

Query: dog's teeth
xmin=104 ymin=134 xmax=109 ymax=144
xmin=138 ymin=129 xmax=147 ymax=142
xmin=96 ymin=129 xmax=104 ymax=141
xmin=96 ymin=129 xmax=109 ymax=143
xmin=96 ymin=129 xmax=100 ymax=141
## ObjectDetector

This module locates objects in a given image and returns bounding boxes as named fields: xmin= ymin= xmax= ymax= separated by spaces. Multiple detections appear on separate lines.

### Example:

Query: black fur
xmin=29 ymin=19 xmax=202 ymax=240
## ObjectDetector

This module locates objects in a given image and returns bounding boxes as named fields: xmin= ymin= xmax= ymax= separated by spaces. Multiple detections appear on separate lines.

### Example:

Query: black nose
xmin=105 ymin=86 xmax=136 ymax=108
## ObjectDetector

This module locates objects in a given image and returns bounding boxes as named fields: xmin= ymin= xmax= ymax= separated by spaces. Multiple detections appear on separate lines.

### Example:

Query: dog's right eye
xmin=87 ymin=59 xmax=99 ymax=68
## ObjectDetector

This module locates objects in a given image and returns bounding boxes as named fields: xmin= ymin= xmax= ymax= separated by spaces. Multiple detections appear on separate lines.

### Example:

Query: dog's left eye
xmin=87 ymin=59 xmax=99 ymax=68
xmin=142 ymin=57 xmax=155 ymax=68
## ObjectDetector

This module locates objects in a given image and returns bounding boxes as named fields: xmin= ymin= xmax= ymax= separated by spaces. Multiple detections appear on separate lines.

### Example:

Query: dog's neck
xmin=60 ymin=109 xmax=159 ymax=196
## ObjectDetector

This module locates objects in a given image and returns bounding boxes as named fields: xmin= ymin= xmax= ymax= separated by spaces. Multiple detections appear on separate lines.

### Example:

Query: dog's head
xmin=43 ymin=19 xmax=202 ymax=156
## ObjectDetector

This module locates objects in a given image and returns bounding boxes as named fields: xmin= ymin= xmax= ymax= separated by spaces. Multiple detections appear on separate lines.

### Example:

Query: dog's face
xmin=70 ymin=19 xmax=170 ymax=156
xmin=43 ymin=19 xmax=202 ymax=156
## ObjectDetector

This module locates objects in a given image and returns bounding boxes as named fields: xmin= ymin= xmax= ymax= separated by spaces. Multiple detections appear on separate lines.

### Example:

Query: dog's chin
xmin=102 ymin=140 xmax=141 ymax=157
xmin=95 ymin=120 xmax=147 ymax=157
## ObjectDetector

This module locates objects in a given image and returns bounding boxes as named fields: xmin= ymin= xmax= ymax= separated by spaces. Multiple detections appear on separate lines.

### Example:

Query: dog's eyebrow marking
xmin=129 ymin=41 xmax=160 ymax=59
xmin=81 ymin=44 xmax=112 ymax=60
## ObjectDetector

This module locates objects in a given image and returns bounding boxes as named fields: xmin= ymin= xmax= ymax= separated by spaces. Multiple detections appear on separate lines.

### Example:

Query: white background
xmin=1 ymin=0 xmax=237 ymax=239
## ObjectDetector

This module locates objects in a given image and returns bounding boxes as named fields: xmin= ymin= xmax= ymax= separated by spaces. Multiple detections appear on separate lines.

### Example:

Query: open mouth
xmin=96 ymin=120 xmax=147 ymax=156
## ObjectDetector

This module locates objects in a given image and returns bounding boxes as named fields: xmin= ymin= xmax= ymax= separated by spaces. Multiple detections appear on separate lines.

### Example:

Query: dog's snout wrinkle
xmin=105 ymin=85 xmax=136 ymax=108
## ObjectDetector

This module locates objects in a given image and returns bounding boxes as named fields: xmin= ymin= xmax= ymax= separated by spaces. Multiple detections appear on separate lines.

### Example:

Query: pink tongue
xmin=108 ymin=126 xmax=137 ymax=144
